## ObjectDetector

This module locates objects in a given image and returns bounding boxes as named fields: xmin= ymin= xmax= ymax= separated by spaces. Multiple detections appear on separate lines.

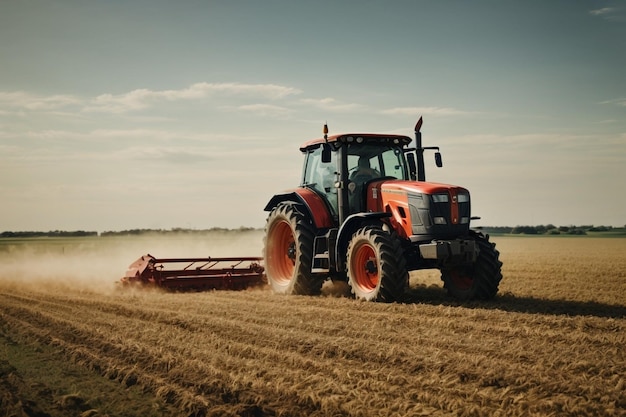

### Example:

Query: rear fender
xmin=335 ymin=212 xmax=391 ymax=270
xmin=264 ymin=189 xmax=333 ymax=229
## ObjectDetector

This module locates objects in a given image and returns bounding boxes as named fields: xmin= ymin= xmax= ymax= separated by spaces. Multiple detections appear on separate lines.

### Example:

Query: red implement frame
xmin=120 ymin=254 xmax=265 ymax=291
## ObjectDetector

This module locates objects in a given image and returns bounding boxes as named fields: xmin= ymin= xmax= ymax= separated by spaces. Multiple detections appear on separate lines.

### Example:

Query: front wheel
xmin=346 ymin=225 xmax=408 ymax=302
xmin=442 ymin=231 xmax=503 ymax=301
xmin=263 ymin=203 xmax=324 ymax=296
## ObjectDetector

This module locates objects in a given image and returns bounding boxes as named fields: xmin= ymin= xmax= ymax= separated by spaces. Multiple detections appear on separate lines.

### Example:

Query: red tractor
xmin=263 ymin=118 xmax=502 ymax=302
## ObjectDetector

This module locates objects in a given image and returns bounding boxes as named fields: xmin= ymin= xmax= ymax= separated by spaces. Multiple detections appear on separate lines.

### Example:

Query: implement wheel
xmin=442 ymin=231 xmax=503 ymax=301
xmin=346 ymin=225 xmax=407 ymax=302
xmin=263 ymin=203 xmax=324 ymax=295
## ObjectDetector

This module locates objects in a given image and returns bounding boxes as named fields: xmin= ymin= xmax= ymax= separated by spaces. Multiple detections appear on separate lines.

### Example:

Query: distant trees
xmin=100 ymin=227 xmax=260 ymax=236
xmin=0 ymin=225 xmax=619 ymax=238
xmin=478 ymin=225 xmax=617 ymax=236
xmin=0 ymin=230 xmax=97 ymax=238
xmin=478 ymin=226 xmax=514 ymax=234
xmin=587 ymin=226 xmax=612 ymax=232
xmin=0 ymin=227 xmax=262 ymax=238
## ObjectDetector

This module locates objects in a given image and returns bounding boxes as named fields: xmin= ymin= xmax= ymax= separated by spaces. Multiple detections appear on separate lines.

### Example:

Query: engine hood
xmin=379 ymin=180 xmax=470 ymax=196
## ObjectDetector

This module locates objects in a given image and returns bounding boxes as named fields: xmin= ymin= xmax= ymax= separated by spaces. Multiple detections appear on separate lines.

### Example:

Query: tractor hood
xmin=370 ymin=180 xmax=472 ymax=241
xmin=379 ymin=180 xmax=470 ymax=198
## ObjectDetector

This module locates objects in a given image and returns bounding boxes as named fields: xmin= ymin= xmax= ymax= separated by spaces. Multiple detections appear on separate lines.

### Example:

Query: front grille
xmin=408 ymin=192 xmax=470 ymax=239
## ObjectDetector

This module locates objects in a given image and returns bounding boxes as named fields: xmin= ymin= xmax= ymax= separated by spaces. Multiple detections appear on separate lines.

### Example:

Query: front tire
xmin=346 ymin=225 xmax=408 ymax=302
xmin=442 ymin=231 xmax=503 ymax=301
xmin=263 ymin=203 xmax=324 ymax=296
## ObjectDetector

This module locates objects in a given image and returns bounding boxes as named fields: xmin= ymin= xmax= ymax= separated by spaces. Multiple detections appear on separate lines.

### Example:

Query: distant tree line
xmin=100 ymin=227 xmax=260 ymax=236
xmin=0 ymin=227 xmax=261 ymax=238
xmin=480 ymin=225 xmax=619 ymax=236
xmin=0 ymin=230 xmax=98 ymax=238
xmin=1 ymin=225 xmax=622 ymax=238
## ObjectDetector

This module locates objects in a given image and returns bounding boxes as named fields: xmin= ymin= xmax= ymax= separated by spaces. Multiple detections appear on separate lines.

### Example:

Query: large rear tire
xmin=442 ymin=231 xmax=503 ymax=301
xmin=346 ymin=225 xmax=408 ymax=302
xmin=263 ymin=203 xmax=324 ymax=296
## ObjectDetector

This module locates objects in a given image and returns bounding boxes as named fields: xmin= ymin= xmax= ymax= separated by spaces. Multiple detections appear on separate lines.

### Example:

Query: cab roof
xmin=299 ymin=133 xmax=413 ymax=152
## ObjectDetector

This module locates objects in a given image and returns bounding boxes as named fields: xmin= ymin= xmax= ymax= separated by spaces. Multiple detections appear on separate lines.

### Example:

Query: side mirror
xmin=435 ymin=152 xmax=443 ymax=168
xmin=321 ymin=143 xmax=332 ymax=163
xmin=406 ymin=153 xmax=417 ymax=180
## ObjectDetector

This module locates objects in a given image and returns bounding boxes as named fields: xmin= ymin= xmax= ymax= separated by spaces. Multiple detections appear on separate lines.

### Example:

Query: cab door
xmin=302 ymin=145 xmax=339 ymax=220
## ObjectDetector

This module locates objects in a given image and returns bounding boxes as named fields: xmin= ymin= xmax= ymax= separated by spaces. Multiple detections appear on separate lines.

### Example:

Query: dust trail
xmin=0 ymin=230 xmax=265 ymax=294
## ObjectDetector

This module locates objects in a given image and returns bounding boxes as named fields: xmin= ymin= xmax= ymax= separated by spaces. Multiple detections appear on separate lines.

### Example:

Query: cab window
xmin=302 ymin=146 xmax=338 ymax=216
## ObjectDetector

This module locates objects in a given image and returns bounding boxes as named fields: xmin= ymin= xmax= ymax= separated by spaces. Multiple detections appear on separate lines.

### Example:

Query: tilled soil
xmin=0 ymin=236 xmax=625 ymax=416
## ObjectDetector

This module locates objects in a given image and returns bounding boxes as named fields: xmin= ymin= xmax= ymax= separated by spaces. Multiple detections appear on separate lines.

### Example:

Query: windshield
xmin=347 ymin=144 xmax=409 ymax=180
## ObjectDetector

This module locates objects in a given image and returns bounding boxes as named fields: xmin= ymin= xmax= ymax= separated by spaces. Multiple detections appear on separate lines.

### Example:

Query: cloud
xmin=590 ymin=7 xmax=615 ymax=16
xmin=233 ymin=103 xmax=294 ymax=118
xmin=84 ymin=82 xmax=302 ymax=114
xmin=382 ymin=106 xmax=472 ymax=116
xmin=116 ymin=146 xmax=214 ymax=165
xmin=195 ymin=82 xmax=301 ymax=99
xmin=589 ymin=7 xmax=625 ymax=21
xmin=4 ymin=128 xmax=244 ymax=145
xmin=0 ymin=110 xmax=26 ymax=117
xmin=0 ymin=91 xmax=80 ymax=111
xmin=299 ymin=97 xmax=366 ymax=112
xmin=86 ymin=90 xmax=153 ymax=113
xmin=600 ymin=98 xmax=626 ymax=107
xmin=0 ymin=82 xmax=302 ymax=115
xmin=445 ymin=132 xmax=623 ymax=156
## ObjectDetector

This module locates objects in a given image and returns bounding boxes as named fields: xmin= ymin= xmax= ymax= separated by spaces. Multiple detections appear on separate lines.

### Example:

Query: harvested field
xmin=1 ymin=233 xmax=625 ymax=416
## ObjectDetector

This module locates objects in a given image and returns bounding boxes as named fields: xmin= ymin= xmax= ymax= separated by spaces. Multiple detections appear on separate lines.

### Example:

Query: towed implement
xmin=120 ymin=254 xmax=265 ymax=291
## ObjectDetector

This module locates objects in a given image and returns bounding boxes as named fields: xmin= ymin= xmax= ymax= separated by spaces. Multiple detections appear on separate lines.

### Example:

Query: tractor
xmin=263 ymin=118 xmax=502 ymax=302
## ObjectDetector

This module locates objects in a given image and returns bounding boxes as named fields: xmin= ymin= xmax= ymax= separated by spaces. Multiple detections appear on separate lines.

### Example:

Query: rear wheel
xmin=442 ymin=231 xmax=503 ymax=301
xmin=346 ymin=225 xmax=408 ymax=302
xmin=263 ymin=203 xmax=324 ymax=295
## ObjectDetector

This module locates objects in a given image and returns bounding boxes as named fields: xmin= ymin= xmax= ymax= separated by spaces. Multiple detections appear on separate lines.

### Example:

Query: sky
xmin=1 ymin=0 xmax=625 ymax=232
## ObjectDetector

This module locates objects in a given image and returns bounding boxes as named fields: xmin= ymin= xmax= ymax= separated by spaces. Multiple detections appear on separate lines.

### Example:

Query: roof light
xmin=356 ymin=136 xmax=364 ymax=143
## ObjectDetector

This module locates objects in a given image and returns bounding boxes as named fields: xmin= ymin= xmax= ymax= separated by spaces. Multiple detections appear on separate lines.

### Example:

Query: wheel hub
xmin=364 ymin=259 xmax=377 ymax=275
xmin=287 ymin=242 xmax=296 ymax=261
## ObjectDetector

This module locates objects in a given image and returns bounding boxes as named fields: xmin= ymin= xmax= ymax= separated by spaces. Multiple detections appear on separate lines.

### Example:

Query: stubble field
xmin=0 ymin=231 xmax=625 ymax=417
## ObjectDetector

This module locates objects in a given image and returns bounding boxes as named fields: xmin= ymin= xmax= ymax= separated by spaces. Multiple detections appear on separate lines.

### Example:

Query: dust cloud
xmin=0 ymin=230 xmax=265 ymax=294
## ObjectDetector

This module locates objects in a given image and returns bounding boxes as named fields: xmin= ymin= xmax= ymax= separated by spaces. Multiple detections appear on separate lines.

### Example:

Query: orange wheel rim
xmin=269 ymin=220 xmax=296 ymax=284
xmin=352 ymin=243 xmax=379 ymax=291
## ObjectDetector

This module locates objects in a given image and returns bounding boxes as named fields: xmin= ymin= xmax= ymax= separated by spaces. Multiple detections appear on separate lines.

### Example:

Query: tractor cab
xmin=300 ymin=133 xmax=413 ymax=224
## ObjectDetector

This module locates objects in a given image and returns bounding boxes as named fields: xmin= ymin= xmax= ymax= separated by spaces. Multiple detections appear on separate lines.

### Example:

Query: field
xmin=1 ymin=231 xmax=625 ymax=417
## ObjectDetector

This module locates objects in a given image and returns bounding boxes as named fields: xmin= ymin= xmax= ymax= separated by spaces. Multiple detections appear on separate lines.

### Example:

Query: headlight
xmin=457 ymin=193 xmax=470 ymax=203
xmin=431 ymin=193 xmax=449 ymax=203
xmin=433 ymin=217 xmax=447 ymax=225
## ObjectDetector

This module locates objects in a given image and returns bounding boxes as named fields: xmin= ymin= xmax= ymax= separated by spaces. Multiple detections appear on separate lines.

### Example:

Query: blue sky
xmin=1 ymin=0 xmax=625 ymax=231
